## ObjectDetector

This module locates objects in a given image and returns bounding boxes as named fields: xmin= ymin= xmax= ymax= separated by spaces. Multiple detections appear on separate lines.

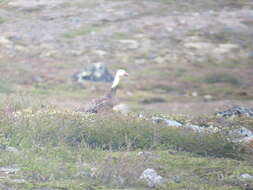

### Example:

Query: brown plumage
xmin=84 ymin=69 xmax=128 ymax=113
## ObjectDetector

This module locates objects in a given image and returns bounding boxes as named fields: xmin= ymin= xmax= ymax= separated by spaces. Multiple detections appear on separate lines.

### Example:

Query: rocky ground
xmin=0 ymin=0 xmax=253 ymax=115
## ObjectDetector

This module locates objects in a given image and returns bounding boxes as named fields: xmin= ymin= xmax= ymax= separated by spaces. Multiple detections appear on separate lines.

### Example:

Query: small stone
xmin=184 ymin=42 xmax=214 ymax=50
xmin=185 ymin=124 xmax=206 ymax=132
xmin=204 ymin=95 xmax=212 ymax=101
xmin=192 ymin=12 xmax=200 ymax=16
xmin=137 ymin=151 xmax=152 ymax=157
xmin=10 ymin=179 xmax=26 ymax=183
xmin=228 ymin=127 xmax=253 ymax=143
xmin=6 ymin=146 xmax=19 ymax=153
xmin=0 ymin=36 xmax=12 ymax=46
xmin=94 ymin=50 xmax=107 ymax=57
xmin=171 ymin=176 xmax=181 ymax=183
xmin=0 ymin=165 xmax=20 ymax=174
xmin=164 ymin=119 xmax=183 ymax=127
xmin=119 ymin=39 xmax=140 ymax=50
xmin=191 ymin=92 xmax=198 ymax=97
xmin=213 ymin=44 xmax=239 ymax=54
xmin=240 ymin=174 xmax=253 ymax=180
xmin=216 ymin=106 xmax=253 ymax=117
xmin=113 ymin=104 xmax=130 ymax=115
xmin=152 ymin=117 xmax=183 ymax=127
xmin=166 ymin=27 xmax=173 ymax=32
xmin=140 ymin=168 xmax=164 ymax=187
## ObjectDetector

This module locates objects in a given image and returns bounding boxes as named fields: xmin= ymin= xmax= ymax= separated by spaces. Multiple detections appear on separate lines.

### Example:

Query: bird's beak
xmin=124 ymin=72 xmax=129 ymax=76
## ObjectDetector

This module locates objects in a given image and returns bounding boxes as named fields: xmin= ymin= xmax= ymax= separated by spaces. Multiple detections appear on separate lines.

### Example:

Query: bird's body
xmin=84 ymin=69 xmax=128 ymax=113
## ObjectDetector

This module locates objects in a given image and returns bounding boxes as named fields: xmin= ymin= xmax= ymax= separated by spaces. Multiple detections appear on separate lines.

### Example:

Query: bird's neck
xmin=111 ymin=74 xmax=120 ymax=89
xmin=108 ymin=86 xmax=117 ymax=97
xmin=107 ymin=74 xmax=120 ymax=97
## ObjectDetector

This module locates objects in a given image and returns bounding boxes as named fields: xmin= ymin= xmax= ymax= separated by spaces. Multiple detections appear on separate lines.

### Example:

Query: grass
xmin=204 ymin=73 xmax=241 ymax=86
xmin=63 ymin=27 xmax=101 ymax=38
xmin=0 ymin=98 xmax=252 ymax=189
xmin=0 ymin=17 xmax=5 ymax=24
xmin=113 ymin=32 xmax=129 ymax=40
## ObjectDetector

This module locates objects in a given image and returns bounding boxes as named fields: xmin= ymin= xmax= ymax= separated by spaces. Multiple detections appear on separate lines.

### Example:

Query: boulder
xmin=73 ymin=63 xmax=114 ymax=83
xmin=228 ymin=127 xmax=253 ymax=143
xmin=0 ymin=165 xmax=20 ymax=174
xmin=140 ymin=168 xmax=164 ymax=187
xmin=216 ymin=106 xmax=253 ymax=117
xmin=240 ymin=174 xmax=253 ymax=181
xmin=152 ymin=117 xmax=183 ymax=127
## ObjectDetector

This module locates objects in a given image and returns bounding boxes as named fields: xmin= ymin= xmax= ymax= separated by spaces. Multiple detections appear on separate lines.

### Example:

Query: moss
xmin=63 ymin=27 xmax=101 ymax=38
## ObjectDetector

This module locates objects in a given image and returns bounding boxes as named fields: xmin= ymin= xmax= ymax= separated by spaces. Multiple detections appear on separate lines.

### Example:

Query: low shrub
xmin=0 ymin=109 xmax=249 ymax=160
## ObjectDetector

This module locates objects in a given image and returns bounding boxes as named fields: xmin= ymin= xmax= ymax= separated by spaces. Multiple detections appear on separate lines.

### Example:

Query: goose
xmin=84 ymin=69 xmax=129 ymax=113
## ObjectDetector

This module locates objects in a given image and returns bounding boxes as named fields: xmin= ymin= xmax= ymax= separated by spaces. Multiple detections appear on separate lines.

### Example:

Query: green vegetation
xmin=63 ymin=27 xmax=101 ymax=38
xmin=204 ymin=73 xmax=241 ymax=86
xmin=113 ymin=32 xmax=129 ymax=40
xmin=0 ymin=99 xmax=252 ymax=189
xmin=0 ymin=17 xmax=5 ymax=24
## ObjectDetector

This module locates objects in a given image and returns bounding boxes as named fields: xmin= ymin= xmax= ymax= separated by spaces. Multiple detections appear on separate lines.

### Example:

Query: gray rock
xmin=229 ymin=127 xmax=253 ymax=138
xmin=73 ymin=63 xmax=114 ymax=83
xmin=171 ymin=176 xmax=181 ymax=183
xmin=240 ymin=173 xmax=253 ymax=180
xmin=8 ymin=0 xmax=60 ymax=10
xmin=184 ymin=42 xmax=214 ymax=50
xmin=118 ymin=39 xmax=140 ymax=50
xmin=152 ymin=117 xmax=183 ymax=127
xmin=6 ymin=146 xmax=19 ymax=154
xmin=151 ymin=117 xmax=212 ymax=133
xmin=0 ymin=165 xmax=20 ymax=174
xmin=140 ymin=168 xmax=164 ymax=187
xmin=185 ymin=124 xmax=206 ymax=132
xmin=229 ymin=127 xmax=253 ymax=142
xmin=112 ymin=104 xmax=130 ymax=115
xmin=112 ymin=175 xmax=125 ymax=186
xmin=137 ymin=151 xmax=152 ymax=157
xmin=164 ymin=119 xmax=183 ymax=127
xmin=216 ymin=106 xmax=253 ymax=117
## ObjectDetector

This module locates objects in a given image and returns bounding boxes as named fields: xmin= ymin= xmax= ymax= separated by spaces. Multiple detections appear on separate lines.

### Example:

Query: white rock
xmin=152 ymin=117 xmax=183 ymax=127
xmin=140 ymin=168 xmax=164 ymax=187
xmin=191 ymin=92 xmax=198 ymax=97
xmin=204 ymin=95 xmax=212 ymax=101
xmin=94 ymin=50 xmax=107 ymax=57
xmin=119 ymin=39 xmax=140 ymax=50
xmin=164 ymin=119 xmax=183 ymax=127
xmin=6 ymin=146 xmax=19 ymax=153
xmin=8 ymin=0 xmax=60 ymax=9
xmin=113 ymin=104 xmax=130 ymax=115
xmin=214 ymin=44 xmax=239 ymax=54
xmin=240 ymin=173 xmax=253 ymax=180
xmin=185 ymin=124 xmax=206 ymax=132
xmin=137 ymin=151 xmax=152 ymax=157
xmin=0 ymin=36 xmax=12 ymax=45
xmin=184 ymin=42 xmax=214 ymax=50
xmin=0 ymin=165 xmax=20 ymax=174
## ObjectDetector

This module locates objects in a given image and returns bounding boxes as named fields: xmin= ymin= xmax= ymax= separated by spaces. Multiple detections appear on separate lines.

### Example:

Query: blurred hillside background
xmin=0 ymin=0 xmax=252 ymax=115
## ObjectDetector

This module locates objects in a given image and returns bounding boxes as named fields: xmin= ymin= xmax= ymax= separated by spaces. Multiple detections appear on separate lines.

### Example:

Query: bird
xmin=84 ymin=69 xmax=129 ymax=113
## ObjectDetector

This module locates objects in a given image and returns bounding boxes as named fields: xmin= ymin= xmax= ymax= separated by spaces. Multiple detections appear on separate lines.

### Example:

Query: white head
xmin=111 ymin=69 xmax=128 ymax=88
xmin=116 ymin=69 xmax=129 ymax=77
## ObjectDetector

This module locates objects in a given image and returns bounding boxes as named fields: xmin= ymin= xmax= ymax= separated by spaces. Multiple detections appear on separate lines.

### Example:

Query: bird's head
xmin=111 ymin=69 xmax=129 ymax=89
xmin=116 ymin=69 xmax=129 ymax=78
